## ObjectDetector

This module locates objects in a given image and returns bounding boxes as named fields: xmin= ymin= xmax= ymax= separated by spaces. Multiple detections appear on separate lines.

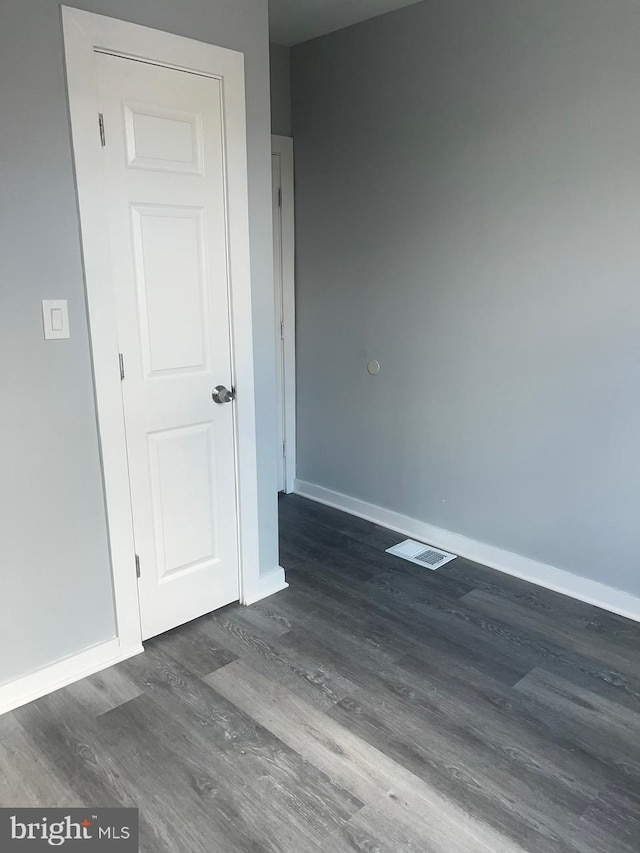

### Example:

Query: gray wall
xmin=269 ymin=42 xmax=291 ymax=136
xmin=0 ymin=0 xmax=279 ymax=686
xmin=292 ymin=0 xmax=640 ymax=595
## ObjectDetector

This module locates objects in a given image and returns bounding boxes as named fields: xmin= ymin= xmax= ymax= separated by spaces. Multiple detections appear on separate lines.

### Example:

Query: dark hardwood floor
xmin=2 ymin=493 xmax=640 ymax=852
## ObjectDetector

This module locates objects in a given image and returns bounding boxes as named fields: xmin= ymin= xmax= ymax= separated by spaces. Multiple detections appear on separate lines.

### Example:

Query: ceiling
xmin=268 ymin=0 xmax=424 ymax=46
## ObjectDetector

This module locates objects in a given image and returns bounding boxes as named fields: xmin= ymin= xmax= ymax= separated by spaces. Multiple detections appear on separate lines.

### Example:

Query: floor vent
xmin=385 ymin=539 xmax=456 ymax=570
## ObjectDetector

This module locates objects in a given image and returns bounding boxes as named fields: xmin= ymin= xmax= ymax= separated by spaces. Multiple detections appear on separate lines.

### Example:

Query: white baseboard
xmin=0 ymin=638 xmax=143 ymax=716
xmin=0 ymin=566 xmax=290 ymax=716
xmin=243 ymin=567 xmax=289 ymax=606
xmin=294 ymin=479 xmax=640 ymax=624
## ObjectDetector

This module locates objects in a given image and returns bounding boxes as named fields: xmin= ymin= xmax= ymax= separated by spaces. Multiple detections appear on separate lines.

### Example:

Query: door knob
xmin=212 ymin=385 xmax=235 ymax=404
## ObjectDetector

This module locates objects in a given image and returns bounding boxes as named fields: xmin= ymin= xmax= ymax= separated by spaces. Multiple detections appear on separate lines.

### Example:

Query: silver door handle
xmin=212 ymin=385 xmax=235 ymax=404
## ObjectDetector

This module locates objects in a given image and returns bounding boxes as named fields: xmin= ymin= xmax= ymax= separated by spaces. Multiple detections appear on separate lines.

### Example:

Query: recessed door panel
xmin=124 ymin=101 xmax=204 ymax=173
xmin=148 ymin=423 xmax=218 ymax=579
xmin=131 ymin=205 xmax=208 ymax=375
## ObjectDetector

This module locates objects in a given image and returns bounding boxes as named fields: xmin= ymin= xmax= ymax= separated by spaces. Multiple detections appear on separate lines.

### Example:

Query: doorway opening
xmin=271 ymin=135 xmax=296 ymax=494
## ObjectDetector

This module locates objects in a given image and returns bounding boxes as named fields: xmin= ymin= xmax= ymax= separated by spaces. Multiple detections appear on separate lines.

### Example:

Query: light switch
xmin=42 ymin=300 xmax=70 ymax=340
xmin=50 ymin=308 xmax=64 ymax=332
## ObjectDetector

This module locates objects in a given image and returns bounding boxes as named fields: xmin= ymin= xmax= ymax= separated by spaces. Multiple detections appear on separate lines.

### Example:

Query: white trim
xmin=294 ymin=479 xmax=640 ymax=624
xmin=271 ymin=135 xmax=296 ymax=494
xmin=243 ymin=567 xmax=289 ymax=606
xmin=54 ymin=8 xmax=264 ymax=686
xmin=0 ymin=639 xmax=143 ymax=716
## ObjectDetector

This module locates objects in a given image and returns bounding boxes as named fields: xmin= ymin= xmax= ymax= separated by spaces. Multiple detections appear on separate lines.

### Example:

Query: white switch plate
xmin=42 ymin=300 xmax=70 ymax=340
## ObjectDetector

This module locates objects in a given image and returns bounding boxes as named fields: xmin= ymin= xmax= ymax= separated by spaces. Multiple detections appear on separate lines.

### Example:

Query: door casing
xmin=62 ymin=6 xmax=266 ymax=655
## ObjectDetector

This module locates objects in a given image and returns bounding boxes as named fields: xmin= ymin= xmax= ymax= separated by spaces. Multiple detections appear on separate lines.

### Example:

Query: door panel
xmin=124 ymin=101 xmax=204 ymax=173
xmin=148 ymin=423 xmax=218 ymax=578
xmin=131 ymin=205 xmax=208 ymax=375
xmin=98 ymin=52 xmax=239 ymax=639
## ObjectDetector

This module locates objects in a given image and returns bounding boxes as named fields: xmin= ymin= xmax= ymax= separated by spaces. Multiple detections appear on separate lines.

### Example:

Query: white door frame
xmin=271 ymin=135 xmax=296 ymax=493
xmin=62 ymin=8 xmax=263 ymax=652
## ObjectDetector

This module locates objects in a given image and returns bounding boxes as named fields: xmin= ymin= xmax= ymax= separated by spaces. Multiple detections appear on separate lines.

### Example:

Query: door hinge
xmin=278 ymin=187 xmax=282 ymax=208
xmin=98 ymin=113 xmax=106 ymax=147
xmin=282 ymin=440 xmax=286 ymax=457
xmin=135 ymin=554 xmax=141 ymax=578
xmin=119 ymin=352 xmax=125 ymax=380
xmin=280 ymin=320 xmax=284 ymax=339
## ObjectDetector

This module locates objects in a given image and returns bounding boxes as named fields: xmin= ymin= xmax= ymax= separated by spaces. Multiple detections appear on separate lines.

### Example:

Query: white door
xmin=97 ymin=52 xmax=240 ymax=639
xmin=272 ymin=153 xmax=286 ymax=492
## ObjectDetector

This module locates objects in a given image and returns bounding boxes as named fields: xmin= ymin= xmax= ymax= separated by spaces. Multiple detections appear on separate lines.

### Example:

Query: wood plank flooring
xmin=2 ymin=493 xmax=640 ymax=852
